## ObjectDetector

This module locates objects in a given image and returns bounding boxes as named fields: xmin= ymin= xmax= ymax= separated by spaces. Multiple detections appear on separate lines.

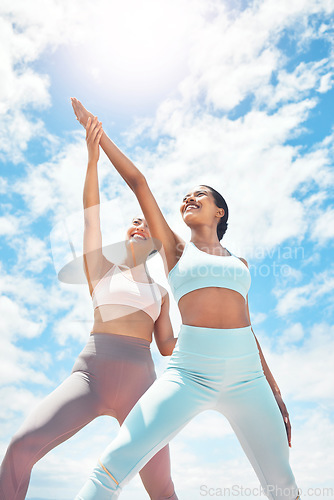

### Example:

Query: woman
xmin=72 ymin=99 xmax=300 ymax=500
xmin=0 ymin=116 xmax=178 ymax=500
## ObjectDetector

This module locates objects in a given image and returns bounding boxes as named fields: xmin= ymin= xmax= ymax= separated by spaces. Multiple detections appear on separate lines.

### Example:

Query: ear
xmin=216 ymin=208 xmax=225 ymax=219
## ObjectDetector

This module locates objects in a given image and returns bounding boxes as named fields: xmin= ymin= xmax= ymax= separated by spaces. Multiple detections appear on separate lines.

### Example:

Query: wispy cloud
xmin=275 ymin=269 xmax=334 ymax=315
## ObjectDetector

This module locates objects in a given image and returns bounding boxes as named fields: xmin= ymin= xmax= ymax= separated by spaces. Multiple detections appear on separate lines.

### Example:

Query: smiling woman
xmin=0 ymin=112 xmax=179 ymax=500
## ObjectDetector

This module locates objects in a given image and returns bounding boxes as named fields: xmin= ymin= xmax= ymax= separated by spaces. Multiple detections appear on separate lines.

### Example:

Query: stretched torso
xmin=168 ymin=242 xmax=251 ymax=329
xmin=90 ymin=263 xmax=162 ymax=341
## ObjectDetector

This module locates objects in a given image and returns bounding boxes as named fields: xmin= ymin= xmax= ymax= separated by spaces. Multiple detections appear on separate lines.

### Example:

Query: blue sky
xmin=1 ymin=0 xmax=334 ymax=499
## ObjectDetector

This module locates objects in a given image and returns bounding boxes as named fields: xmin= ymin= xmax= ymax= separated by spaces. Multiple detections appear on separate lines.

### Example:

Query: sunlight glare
xmin=73 ymin=0 xmax=195 ymax=110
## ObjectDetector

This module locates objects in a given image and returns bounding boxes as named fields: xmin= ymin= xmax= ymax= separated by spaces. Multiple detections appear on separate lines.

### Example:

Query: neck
xmin=190 ymin=226 xmax=221 ymax=248
xmin=124 ymin=240 xmax=151 ymax=269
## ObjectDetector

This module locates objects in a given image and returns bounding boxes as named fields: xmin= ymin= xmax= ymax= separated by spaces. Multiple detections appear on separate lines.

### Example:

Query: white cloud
xmin=311 ymin=208 xmax=334 ymax=244
xmin=12 ymin=234 xmax=52 ymax=273
xmin=0 ymin=385 xmax=45 ymax=421
xmin=173 ymin=0 xmax=334 ymax=111
xmin=275 ymin=270 xmax=334 ymax=315
xmin=0 ymin=177 xmax=7 ymax=193
xmin=290 ymin=408 xmax=334 ymax=488
xmin=0 ymin=295 xmax=44 ymax=340
xmin=277 ymin=322 xmax=305 ymax=348
xmin=0 ymin=213 xmax=20 ymax=236
xmin=250 ymin=311 xmax=268 ymax=325
xmin=318 ymin=72 xmax=334 ymax=93
xmin=13 ymin=136 xmax=107 ymax=218
xmin=0 ymin=337 xmax=51 ymax=387
xmin=256 ymin=322 xmax=334 ymax=403
xmin=256 ymin=59 xmax=333 ymax=108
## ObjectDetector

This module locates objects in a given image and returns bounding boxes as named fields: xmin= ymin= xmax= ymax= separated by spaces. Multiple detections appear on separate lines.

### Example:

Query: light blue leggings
xmin=76 ymin=325 xmax=299 ymax=500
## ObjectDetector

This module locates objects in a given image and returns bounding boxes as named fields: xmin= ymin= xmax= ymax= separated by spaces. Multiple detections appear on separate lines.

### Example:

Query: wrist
xmin=87 ymin=159 xmax=98 ymax=168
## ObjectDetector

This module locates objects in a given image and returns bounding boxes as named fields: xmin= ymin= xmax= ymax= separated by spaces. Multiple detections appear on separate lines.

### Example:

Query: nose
xmin=185 ymin=194 xmax=196 ymax=204
xmin=135 ymin=221 xmax=150 ymax=235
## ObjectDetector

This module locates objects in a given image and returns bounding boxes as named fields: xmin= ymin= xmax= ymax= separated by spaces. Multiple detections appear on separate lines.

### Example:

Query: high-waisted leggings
xmin=76 ymin=325 xmax=300 ymax=500
xmin=0 ymin=333 xmax=177 ymax=500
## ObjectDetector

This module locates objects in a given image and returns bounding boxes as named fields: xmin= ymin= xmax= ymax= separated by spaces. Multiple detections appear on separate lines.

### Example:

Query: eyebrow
xmin=132 ymin=217 xmax=143 ymax=222
xmin=183 ymin=189 xmax=208 ymax=198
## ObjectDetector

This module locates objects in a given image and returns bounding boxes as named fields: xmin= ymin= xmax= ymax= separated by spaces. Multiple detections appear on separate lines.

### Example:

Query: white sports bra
xmin=92 ymin=265 xmax=162 ymax=322
xmin=168 ymin=242 xmax=251 ymax=302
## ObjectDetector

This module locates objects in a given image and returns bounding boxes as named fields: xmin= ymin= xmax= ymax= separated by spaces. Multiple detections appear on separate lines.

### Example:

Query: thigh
xmin=13 ymin=371 xmax=101 ymax=458
xmin=100 ymin=369 xmax=208 ymax=486
xmin=113 ymin=354 xmax=156 ymax=426
xmin=217 ymin=376 xmax=298 ymax=500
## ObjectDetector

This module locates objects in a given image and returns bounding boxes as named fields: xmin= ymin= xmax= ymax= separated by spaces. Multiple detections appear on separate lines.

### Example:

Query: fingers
xmin=276 ymin=394 xmax=292 ymax=448
xmin=86 ymin=116 xmax=103 ymax=146
xmin=71 ymin=97 xmax=88 ymax=127
xmin=97 ymin=126 xmax=104 ymax=143
xmin=71 ymin=97 xmax=84 ymax=127
xmin=283 ymin=411 xmax=291 ymax=447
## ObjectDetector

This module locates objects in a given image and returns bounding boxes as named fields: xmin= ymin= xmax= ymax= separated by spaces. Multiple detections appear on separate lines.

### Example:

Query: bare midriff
xmin=91 ymin=305 xmax=154 ymax=342
xmin=179 ymin=287 xmax=251 ymax=329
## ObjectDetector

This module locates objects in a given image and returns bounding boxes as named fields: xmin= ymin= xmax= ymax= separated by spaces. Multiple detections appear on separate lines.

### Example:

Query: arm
xmin=71 ymin=98 xmax=184 ymax=273
xmin=83 ymin=117 xmax=106 ymax=295
xmin=240 ymin=257 xmax=292 ymax=448
xmin=153 ymin=289 xmax=177 ymax=356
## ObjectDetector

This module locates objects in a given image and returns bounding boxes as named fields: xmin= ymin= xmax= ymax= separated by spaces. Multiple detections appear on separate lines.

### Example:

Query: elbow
xmin=157 ymin=343 xmax=173 ymax=356
xmin=131 ymin=172 xmax=147 ymax=192
xmin=160 ymin=350 xmax=172 ymax=357
xmin=159 ymin=340 xmax=176 ymax=357
xmin=158 ymin=345 xmax=171 ymax=356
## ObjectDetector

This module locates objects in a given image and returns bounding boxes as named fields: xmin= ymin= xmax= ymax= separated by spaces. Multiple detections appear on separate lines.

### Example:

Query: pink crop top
xmin=92 ymin=265 xmax=162 ymax=322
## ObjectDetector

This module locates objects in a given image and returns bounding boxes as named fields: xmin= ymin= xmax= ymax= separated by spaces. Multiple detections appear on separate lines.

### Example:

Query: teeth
xmin=185 ymin=205 xmax=198 ymax=211
xmin=132 ymin=233 xmax=145 ymax=239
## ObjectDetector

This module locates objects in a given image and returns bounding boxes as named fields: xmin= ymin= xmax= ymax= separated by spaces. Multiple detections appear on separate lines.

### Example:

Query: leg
xmin=115 ymin=355 xmax=177 ymax=500
xmin=217 ymin=375 xmax=299 ymax=500
xmin=137 ymin=447 xmax=177 ymax=500
xmin=76 ymin=369 xmax=209 ymax=500
xmin=0 ymin=371 xmax=101 ymax=500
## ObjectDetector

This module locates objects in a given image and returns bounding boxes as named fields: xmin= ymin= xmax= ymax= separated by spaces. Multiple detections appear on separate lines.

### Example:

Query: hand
xmin=86 ymin=116 xmax=103 ymax=165
xmin=274 ymin=392 xmax=291 ymax=447
xmin=71 ymin=97 xmax=92 ymax=128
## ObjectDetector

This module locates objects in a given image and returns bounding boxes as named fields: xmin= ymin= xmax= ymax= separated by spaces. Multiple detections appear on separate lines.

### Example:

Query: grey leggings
xmin=0 ymin=333 xmax=177 ymax=500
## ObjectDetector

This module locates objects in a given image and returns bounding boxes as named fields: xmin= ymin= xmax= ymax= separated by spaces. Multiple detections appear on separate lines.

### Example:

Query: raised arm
xmin=82 ymin=117 xmax=106 ymax=295
xmin=71 ymin=98 xmax=183 ymax=274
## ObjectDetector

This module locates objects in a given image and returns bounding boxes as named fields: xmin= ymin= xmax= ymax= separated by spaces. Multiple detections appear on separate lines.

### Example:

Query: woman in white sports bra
xmin=0 ymin=117 xmax=178 ymax=500
xmin=72 ymin=100 xmax=301 ymax=500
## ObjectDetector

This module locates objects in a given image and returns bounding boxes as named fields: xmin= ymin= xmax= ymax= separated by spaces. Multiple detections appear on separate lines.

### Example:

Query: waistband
xmin=87 ymin=333 xmax=151 ymax=350
xmin=176 ymin=324 xmax=258 ymax=358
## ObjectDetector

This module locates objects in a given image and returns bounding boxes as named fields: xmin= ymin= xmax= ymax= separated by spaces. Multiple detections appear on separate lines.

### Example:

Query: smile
xmin=131 ymin=232 xmax=146 ymax=240
xmin=184 ymin=204 xmax=200 ymax=213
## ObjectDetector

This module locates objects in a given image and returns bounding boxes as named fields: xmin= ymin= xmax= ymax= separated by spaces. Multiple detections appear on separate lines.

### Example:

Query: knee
xmin=6 ymin=430 xmax=39 ymax=465
xmin=150 ymin=482 xmax=177 ymax=500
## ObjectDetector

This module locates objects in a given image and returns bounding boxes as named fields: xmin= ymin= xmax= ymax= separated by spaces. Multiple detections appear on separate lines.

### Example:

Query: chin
xmin=131 ymin=236 xmax=149 ymax=244
xmin=183 ymin=212 xmax=199 ymax=225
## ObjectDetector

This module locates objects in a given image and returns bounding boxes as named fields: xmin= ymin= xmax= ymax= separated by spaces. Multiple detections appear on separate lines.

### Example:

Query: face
xmin=126 ymin=217 xmax=151 ymax=241
xmin=180 ymin=186 xmax=224 ymax=227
